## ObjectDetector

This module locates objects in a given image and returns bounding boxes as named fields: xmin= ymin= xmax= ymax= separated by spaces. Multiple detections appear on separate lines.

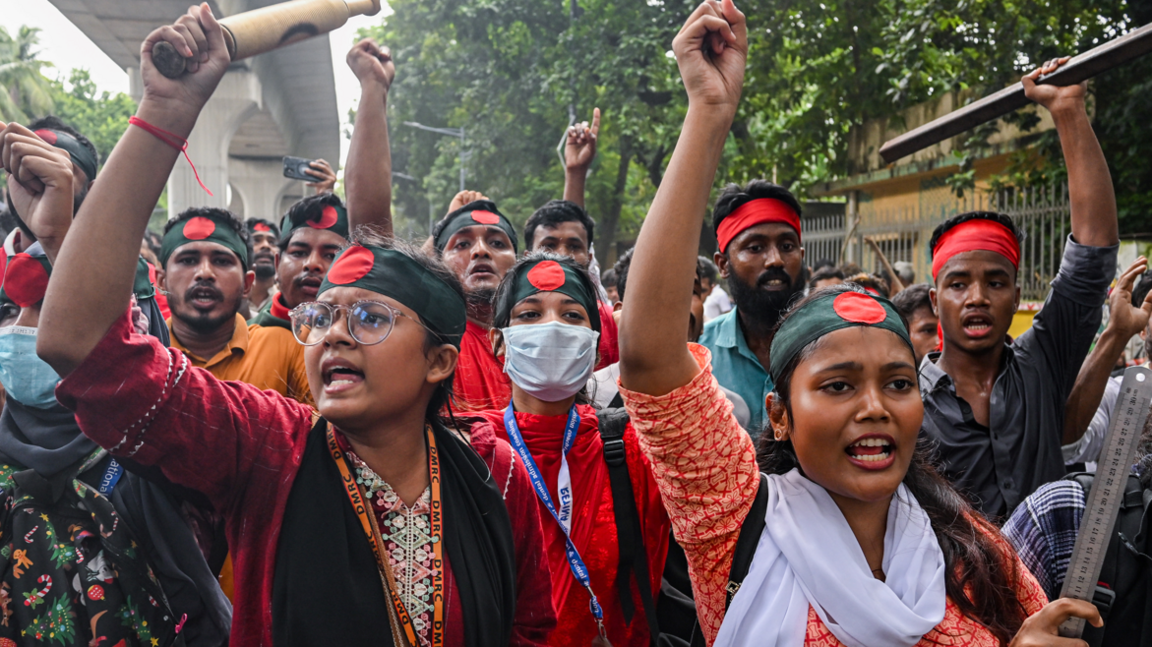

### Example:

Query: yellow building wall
xmin=1009 ymin=309 xmax=1037 ymax=339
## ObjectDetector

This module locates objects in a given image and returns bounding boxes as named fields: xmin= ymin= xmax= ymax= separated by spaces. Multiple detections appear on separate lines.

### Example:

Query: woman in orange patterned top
xmin=614 ymin=1 xmax=1105 ymax=645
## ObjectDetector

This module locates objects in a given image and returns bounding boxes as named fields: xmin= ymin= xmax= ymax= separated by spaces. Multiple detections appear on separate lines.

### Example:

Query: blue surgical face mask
xmin=0 ymin=326 xmax=61 ymax=409
xmin=501 ymin=321 xmax=600 ymax=402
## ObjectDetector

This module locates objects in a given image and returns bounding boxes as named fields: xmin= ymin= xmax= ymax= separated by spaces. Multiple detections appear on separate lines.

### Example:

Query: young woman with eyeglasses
xmin=30 ymin=7 xmax=555 ymax=647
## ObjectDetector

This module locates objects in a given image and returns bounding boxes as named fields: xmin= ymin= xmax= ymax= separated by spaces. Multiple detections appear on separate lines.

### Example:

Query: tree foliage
xmin=365 ymin=0 xmax=1152 ymax=255
xmin=47 ymin=69 xmax=137 ymax=165
xmin=0 ymin=26 xmax=55 ymax=123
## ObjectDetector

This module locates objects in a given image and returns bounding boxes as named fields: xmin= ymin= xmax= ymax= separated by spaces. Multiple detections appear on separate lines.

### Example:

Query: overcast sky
xmin=0 ymin=0 xmax=384 ymax=165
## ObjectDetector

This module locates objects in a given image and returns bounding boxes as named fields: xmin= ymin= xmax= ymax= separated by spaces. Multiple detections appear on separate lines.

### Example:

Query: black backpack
xmin=0 ymin=450 xmax=185 ymax=647
xmin=1063 ymin=472 xmax=1152 ymax=647
xmin=596 ymin=407 xmax=770 ymax=647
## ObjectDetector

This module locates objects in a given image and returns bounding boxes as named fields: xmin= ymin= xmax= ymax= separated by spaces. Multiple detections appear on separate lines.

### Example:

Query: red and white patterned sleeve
xmin=617 ymin=343 xmax=759 ymax=644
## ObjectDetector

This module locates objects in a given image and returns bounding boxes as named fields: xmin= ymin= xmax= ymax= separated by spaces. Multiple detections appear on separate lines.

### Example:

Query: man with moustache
xmin=431 ymin=198 xmax=520 ymax=411
xmin=245 ymin=218 xmax=280 ymax=313
xmin=698 ymin=181 xmax=806 ymax=437
xmin=158 ymin=207 xmax=312 ymax=405
xmin=249 ymin=194 xmax=349 ymax=330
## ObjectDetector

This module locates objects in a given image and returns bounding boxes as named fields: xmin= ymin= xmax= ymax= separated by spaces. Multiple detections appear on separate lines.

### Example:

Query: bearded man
xmin=698 ymin=181 xmax=805 ymax=436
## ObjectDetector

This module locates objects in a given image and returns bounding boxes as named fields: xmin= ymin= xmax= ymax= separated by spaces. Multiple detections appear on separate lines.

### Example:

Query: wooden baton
xmin=878 ymin=21 xmax=1152 ymax=165
xmin=151 ymin=0 xmax=381 ymax=79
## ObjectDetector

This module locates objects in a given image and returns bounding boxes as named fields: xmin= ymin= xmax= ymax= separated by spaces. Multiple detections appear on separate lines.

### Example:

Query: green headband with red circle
xmin=433 ymin=200 xmax=518 ymax=254
xmin=505 ymin=258 xmax=600 ymax=333
xmin=318 ymin=244 xmax=467 ymax=348
xmin=768 ymin=289 xmax=912 ymax=384
xmin=160 ymin=213 xmax=250 ymax=271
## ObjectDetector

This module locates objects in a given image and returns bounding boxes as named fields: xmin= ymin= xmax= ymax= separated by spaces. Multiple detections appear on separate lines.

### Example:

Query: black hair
xmin=349 ymin=227 xmax=466 ymax=422
xmin=612 ymin=246 xmax=636 ymax=303
xmin=756 ymin=284 xmax=1028 ymax=643
xmin=524 ymin=199 xmax=595 ymax=250
xmin=697 ymin=256 xmax=719 ymax=283
xmin=928 ymin=212 xmax=1025 ymax=282
xmin=601 ymin=268 xmax=617 ymax=289
xmin=807 ymin=265 xmax=844 ymax=290
xmin=811 ymin=258 xmax=835 ymax=272
xmin=164 ymin=207 xmax=254 ymax=266
xmin=710 ymin=180 xmax=803 ymax=254
xmin=27 ymin=115 xmax=99 ymax=171
xmin=247 ymin=218 xmax=281 ymax=239
xmin=891 ymin=283 xmax=933 ymax=320
xmin=844 ymin=272 xmax=890 ymax=298
xmin=279 ymin=193 xmax=345 ymax=251
xmin=1133 ymin=271 xmax=1152 ymax=309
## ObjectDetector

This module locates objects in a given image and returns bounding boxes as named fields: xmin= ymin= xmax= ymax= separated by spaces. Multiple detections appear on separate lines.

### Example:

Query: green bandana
xmin=280 ymin=201 xmax=349 ymax=241
xmin=768 ymin=289 xmax=913 ymax=384
xmin=318 ymin=245 xmax=467 ymax=348
xmin=133 ymin=256 xmax=156 ymax=300
xmin=503 ymin=258 xmax=600 ymax=333
xmin=160 ymin=213 xmax=250 ymax=271
xmin=433 ymin=200 xmax=518 ymax=254
xmin=34 ymin=128 xmax=98 ymax=182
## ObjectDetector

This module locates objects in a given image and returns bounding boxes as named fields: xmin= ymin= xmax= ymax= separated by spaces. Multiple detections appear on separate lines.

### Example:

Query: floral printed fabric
xmin=349 ymin=451 xmax=437 ymax=647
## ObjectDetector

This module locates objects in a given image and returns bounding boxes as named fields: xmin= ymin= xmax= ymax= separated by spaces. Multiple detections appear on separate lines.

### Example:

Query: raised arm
xmin=1063 ymin=257 xmax=1152 ymax=444
xmin=1023 ymin=57 xmax=1117 ymax=248
xmin=344 ymin=38 xmax=396 ymax=236
xmin=38 ymin=4 xmax=230 ymax=376
xmin=562 ymin=108 xmax=599 ymax=208
xmin=0 ymin=122 xmax=75 ymax=264
xmin=618 ymin=0 xmax=747 ymax=396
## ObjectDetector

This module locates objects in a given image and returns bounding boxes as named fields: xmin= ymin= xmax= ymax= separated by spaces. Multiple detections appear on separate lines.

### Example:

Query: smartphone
xmin=283 ymin=156 xmax=316 ymax=181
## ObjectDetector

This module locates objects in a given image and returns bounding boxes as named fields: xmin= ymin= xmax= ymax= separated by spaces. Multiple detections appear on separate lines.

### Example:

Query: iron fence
xmin=801 ymin=184 xmax=1069 ymax=301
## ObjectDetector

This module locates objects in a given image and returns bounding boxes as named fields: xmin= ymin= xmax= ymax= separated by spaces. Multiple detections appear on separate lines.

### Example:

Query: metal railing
xmin=801 ymin=184 xmax=1069 ymax=301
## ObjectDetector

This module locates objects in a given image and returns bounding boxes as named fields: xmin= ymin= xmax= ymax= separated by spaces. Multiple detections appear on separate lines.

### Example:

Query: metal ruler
xmin=1057 ymin=364 xmax=1152 ymax=637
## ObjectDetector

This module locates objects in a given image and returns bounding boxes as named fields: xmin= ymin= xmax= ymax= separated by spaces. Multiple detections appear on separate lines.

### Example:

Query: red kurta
xmin=596 ymin=301 xmax=620 ymax=368
xmin=55 ymin=311 xmax=557 ymax=647
xmin=473 ymin=404 xmax=670 ymax=647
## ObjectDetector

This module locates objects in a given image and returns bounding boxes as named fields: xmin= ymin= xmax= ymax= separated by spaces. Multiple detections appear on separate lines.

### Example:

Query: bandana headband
xmin=931 ymin=219 xmax=1020 ymax=280
xmin=716 ymin=198 xmax=801 ymax=253
xmin=0 ymin=247 xmax=52 ymax=308
xmin=281 ymin=202 xmax=349 ymax=241
xmin=434 ymin=200 xmax=519 ymax=254
xmin=769 ymin=290 xmax=913 ymax=385
xmin=34 ymin=129 xmax=98 ymax=183
xmin=318 ymin=245 xmax=467 ymax=348
xmin=506 ymin=259 xmax=600 ymax=333
xmin=160 ymin=214 xmax=250 ymax=271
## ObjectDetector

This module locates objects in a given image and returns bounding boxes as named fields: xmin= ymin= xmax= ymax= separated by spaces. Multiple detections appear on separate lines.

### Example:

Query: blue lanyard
xmin=504 ymin=404 xmax=607 ymax=634
xmin=98 ymin=458 xmax=124 ymax=495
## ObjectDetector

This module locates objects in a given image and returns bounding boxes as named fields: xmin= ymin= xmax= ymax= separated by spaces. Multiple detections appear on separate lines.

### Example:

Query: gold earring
xmin=773 ymin=430 xmax=784 ymax=442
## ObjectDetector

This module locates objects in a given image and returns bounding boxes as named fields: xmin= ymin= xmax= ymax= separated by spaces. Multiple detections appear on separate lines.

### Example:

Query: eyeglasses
xmin=289 ymin=300 xmax=422 ymax=346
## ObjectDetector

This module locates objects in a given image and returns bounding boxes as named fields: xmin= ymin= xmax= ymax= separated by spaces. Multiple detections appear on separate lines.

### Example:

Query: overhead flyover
xmin=48 ymin=0 xmax=341 ymax=220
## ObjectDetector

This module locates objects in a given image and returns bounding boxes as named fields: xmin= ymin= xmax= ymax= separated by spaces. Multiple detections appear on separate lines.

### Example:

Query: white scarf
xmin=714 ymin=469 xmax=946 ymax=647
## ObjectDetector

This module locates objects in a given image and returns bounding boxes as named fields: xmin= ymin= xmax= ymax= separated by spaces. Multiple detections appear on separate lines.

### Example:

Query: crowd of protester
xmin=0 ymin=0 xmax=1147 ymax=645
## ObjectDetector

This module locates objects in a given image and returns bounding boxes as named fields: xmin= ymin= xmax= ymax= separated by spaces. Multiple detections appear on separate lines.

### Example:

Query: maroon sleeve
xmin=55 ymin=309 xmax=315 ymax=512
xmin=468 ymin=421 xmax=557 ymax=646
xmin=596 ymin=301 xmax=619 ymax=370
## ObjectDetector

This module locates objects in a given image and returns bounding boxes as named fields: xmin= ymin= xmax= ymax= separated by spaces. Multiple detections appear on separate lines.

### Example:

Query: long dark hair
xmin=757 ymin=285 xmax=1028 ymax=644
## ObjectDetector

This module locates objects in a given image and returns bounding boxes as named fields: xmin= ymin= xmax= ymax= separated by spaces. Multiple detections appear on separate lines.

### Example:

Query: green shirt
xmin=697 ymin=306 xmax=772 ymax=437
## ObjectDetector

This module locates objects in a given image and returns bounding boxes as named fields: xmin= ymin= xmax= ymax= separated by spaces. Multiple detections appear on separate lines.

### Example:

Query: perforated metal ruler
xmin=1057 ymin=364 xmax=1152 ymax=637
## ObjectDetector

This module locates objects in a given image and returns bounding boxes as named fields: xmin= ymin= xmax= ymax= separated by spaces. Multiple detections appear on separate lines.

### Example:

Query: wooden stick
xmin=879 ymin=22 xmax=1152 ymax=164
xmin=153 ymin=0 xmax=381 ymax=79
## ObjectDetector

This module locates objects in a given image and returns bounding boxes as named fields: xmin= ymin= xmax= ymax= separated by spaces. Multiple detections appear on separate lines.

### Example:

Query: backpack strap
xmin=725 ymin=473 xmax=769 ymax=610
xmin=597 ymin=407 xmax=661 ymax=643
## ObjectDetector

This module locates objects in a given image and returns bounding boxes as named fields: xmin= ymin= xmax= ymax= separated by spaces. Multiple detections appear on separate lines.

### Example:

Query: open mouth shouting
xmin=297 ymin=275 xmax=323 ymax=299
xmin=185 ymin=285 xmax=223 ymax=310
xmin=961 ymin=313 xmax=995 ymax=339
xmin=845 ymin=434 xmax=896 ymax=470
xmin=322 ymin=356 xmax=365 ymax=394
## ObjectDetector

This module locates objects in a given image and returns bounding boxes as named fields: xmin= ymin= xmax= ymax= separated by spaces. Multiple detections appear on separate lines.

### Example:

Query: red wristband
xmin=128 ymin=116 xmax=213 ymax=196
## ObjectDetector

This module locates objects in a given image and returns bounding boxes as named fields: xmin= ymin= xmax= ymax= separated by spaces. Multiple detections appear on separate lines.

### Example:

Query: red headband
xmin=931 ymin=219 xmax=1020 ymax=280
xmin=716 ymin=198 xmax=801 ymax=252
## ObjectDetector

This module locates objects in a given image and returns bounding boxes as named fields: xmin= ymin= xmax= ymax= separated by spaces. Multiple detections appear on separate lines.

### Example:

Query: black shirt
xmin=919 ymin=237 xmax=1117 ymax=519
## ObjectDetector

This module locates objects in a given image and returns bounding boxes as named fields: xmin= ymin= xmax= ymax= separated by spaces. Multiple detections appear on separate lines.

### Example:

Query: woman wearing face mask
xmin=0 ymin=241 xmax=232 ymax=646
xmin=471 ymin=253 xmax=670 ymax=647
xmin=27 ymin=7 xmax=555 ymax=647
xmin=616 ymin=2 xmax=1105 ymax=645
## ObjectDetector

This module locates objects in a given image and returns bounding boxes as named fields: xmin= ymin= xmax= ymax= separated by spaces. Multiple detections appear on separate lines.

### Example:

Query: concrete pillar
xmin=166 ymin=69 xmax=262 ymax=218
xmin=229 ymin=157 xmax=298 ymax=221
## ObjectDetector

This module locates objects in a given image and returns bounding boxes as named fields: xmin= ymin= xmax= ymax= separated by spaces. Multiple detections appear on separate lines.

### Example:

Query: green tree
xmin=48 ymin=68 xmax=137 ymax=165
xmin=0 ymin=26 xmax=55 ymax=123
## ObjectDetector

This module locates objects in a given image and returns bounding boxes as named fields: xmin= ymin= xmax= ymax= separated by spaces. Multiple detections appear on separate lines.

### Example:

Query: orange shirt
xmin=619 ymin=344 xmax=1047 ymax=646
xmin=168 ymin=314 xmax=313 ymax=407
